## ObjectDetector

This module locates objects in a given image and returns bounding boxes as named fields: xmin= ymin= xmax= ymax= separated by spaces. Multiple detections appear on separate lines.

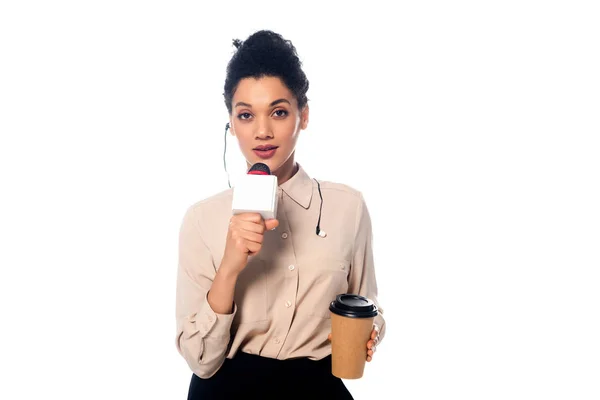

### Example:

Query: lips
xmin=253 ymin=145 xmax=279 ymax=159
xmin=253 ymin=145 xmax=278 ymax=151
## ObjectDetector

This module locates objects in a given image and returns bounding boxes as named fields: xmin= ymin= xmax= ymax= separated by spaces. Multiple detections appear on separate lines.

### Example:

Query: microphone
xmin=231 ymin=162 xmax=279 ymax=220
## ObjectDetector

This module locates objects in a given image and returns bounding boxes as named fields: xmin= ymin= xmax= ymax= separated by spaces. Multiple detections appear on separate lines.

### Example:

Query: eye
xmin=237 ymin=112 xmax=252 ymax=120
xmin=273 ymin=109 xmax=288 ymax=118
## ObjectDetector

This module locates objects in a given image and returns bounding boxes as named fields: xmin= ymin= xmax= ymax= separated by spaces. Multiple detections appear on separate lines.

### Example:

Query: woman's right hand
xmin=220 ymin=213 xmax=279 ymax=276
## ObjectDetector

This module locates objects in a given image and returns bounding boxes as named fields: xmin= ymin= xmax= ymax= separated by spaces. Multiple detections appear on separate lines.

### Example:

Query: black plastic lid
xmin=329 ymin=294 xmax=378 ymax=318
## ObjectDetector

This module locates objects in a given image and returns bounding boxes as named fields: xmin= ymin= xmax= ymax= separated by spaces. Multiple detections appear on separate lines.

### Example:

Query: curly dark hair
xmin=223 ymin=30 xmax=309 ymax=115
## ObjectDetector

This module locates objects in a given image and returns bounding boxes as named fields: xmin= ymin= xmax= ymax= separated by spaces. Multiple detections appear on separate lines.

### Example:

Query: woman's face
xmin=229 ymin=76 xmax=308 ymax=175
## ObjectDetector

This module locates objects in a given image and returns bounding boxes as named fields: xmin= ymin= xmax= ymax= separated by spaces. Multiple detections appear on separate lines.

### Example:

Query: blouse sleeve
xmin=347 ymin=193 xmax=386 ymax=343
xmin=175 ymin=205 xmax=237 ymax=378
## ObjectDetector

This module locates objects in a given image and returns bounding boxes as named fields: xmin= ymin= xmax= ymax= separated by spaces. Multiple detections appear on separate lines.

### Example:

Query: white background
xmin=1 ymin=1 xmax=599 ymax=399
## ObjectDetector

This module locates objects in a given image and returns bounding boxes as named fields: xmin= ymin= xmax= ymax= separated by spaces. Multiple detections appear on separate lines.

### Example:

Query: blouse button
xmin=281 ymin=232 xmax=288 ymax=239
xmin=288 ymin=265 xmax=295 ymax=271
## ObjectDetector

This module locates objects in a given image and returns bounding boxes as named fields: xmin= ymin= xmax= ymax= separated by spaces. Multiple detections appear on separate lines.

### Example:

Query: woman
xmin=175 ymin=30 xmax=386 ymax=399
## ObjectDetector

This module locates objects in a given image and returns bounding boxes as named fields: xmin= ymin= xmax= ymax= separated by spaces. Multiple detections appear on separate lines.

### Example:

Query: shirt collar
xmin=279 ymin=163 xmax=313 ymax=209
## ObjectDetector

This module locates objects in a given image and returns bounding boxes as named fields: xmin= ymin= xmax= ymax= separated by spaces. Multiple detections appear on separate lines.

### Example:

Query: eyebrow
xmin=234 ymin=98 xmax=291 ymax=108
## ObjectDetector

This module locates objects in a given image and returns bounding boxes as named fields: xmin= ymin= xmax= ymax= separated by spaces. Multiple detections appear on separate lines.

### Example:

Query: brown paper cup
xmin=329 ymin=294 xmax=378 ymax=379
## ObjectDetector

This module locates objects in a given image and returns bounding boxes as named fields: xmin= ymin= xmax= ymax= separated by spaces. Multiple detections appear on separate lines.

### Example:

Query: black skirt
xmin=187 ymin=352 xmax=354 ymax=400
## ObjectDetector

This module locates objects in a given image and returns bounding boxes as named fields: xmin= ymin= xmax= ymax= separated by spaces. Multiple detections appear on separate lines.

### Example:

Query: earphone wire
xmin=224 ymin=122 xmax=231 ymax=188
xmin=314 ymin=178 xmax=324 ymax=236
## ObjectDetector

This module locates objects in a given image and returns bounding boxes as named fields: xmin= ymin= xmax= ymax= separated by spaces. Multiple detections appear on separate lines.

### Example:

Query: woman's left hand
xmin=327 ymin=323 xmax=380 ymax=362
xmin=366 ymin=324 xmax=380 ymax=362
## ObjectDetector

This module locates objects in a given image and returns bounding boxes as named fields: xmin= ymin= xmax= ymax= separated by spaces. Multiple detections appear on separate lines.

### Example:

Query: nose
xmin=255 ymin=116 xmax=273 ymax=140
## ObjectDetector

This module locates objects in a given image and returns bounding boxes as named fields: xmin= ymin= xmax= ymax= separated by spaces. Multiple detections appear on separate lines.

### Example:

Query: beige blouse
xmin=175 ymin=164 xmax=386 ymax=378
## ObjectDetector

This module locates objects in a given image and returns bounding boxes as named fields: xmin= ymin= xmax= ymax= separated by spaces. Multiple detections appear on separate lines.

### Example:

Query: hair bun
xmin=232 ymin=39 xmax=243 ymax=49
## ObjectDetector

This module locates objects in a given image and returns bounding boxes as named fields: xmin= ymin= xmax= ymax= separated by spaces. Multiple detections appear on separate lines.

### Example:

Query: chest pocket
xmin=231 ymin=257 xmax=268 ymax=324
xmin=297 ymin=257 xmax=350 ymax=319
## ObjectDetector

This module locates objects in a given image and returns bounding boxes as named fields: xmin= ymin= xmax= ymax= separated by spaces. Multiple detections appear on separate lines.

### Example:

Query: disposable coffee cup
xmin=329 ymin=294 xmax=378 ymax=379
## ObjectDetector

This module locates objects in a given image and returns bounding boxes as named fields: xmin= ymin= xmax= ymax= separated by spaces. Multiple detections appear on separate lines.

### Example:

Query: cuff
xmin=184 ymin=293 xmax=237 ymax=340
xmin=374 ymin=314 xmax=386 ymax=343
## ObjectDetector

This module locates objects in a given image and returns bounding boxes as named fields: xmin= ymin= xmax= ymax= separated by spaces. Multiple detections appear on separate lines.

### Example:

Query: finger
xmin=235 ymin=220 xmax=266 ymax=234
xmin=235 ymin=213 xmax=264 ymax=224
xmin=231 ymin=228 xmax=264 ymax=245
xmin=246 ymin=240 xmax=261 ymax=254
xmin=371 ymin=329 xmax=378 ymax=340
xmin=367 ymin=349 xmax=374 ymax=357
xmin=236 ymin=229 xmax=264 ymax=245
xmin=366 ymin=355 xmax=372 ymax=362
xmin=367 ymin=339 xmax=375 ymax=349
xmin=373 ymin=324 xmax=380 ymax=336
xmin=327 ymin=333 xmax=332 ymax=341
xmin=265 ymin=219 xmax=279 ymax=231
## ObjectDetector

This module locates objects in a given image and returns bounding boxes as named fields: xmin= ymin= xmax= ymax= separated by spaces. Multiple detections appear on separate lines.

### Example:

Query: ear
xmin=300 ymin=105 xmax=309 ymax=130
xmin=228 ymin=117 xmax=236 ymax=136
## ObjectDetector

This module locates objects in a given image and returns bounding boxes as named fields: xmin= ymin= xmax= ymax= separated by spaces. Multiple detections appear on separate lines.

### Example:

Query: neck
xmin=246 ymin=154 xmax=298 ymax=185
xmin=275 ymin=159 xmax=298 ymax=186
